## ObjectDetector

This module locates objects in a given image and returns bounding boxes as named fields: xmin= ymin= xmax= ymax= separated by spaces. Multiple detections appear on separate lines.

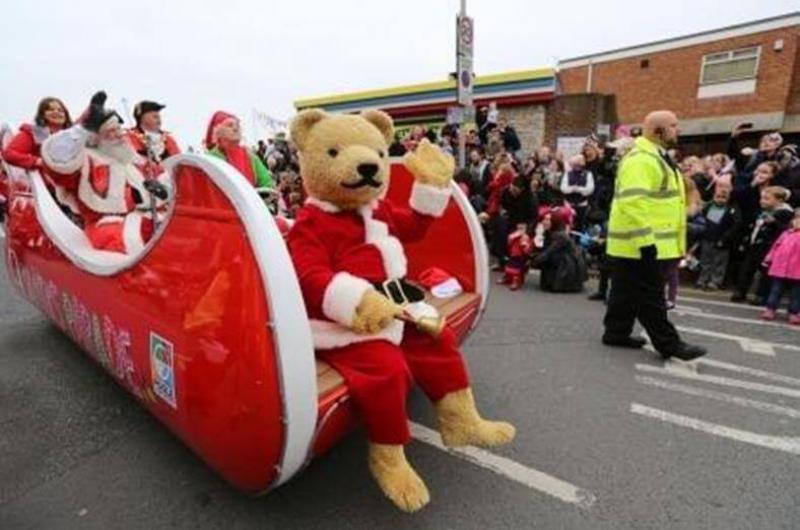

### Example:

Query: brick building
xmin=558 ymin=12 xmax=800 ymax=154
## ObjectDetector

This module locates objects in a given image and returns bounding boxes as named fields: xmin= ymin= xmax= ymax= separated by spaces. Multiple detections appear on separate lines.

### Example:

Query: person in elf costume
xmin=204 ymin=111 xmax=273 ymax=189
xmin=126 ymin=100 xmax=181 ymax=172
xmin=287 ymin=108 xmax=515 ymax=513
xmin=41 ymin=91 xmax=170 ymax=254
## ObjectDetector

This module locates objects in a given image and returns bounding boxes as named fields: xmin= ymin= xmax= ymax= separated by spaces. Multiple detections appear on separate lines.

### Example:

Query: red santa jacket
xmin=76 ymin=149 xmax=152 ymax=224
xmin=287 ymin=182 xmax=451 ymax=349
xmin=126 ymin=128 xmax=180 ymax=161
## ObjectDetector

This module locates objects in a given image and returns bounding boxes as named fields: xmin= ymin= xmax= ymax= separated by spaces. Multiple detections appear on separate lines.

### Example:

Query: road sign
xmin=456 ymin=15 xmax=474 ymax=107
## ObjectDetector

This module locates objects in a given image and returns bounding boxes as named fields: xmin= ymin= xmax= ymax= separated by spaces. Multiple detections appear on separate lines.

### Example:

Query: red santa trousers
xmin=84 ymin=213 xmax=154 ymax=254
xmin=317 ymin=326 xmax=470 ymax=445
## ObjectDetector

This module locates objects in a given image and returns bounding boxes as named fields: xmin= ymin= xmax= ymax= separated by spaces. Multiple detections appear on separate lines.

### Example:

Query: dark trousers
xmin=734 ymin=247 xmax=770 ymax=300
xmin=697 ymin=241 xmax=729 ymax=287
xmin=489 ymin=215 xmax=510 ymax=266
xmin=765 ymin=278 xmax=800 ymax=314
xmin=604 ymin=257 xmax=682 ymax=354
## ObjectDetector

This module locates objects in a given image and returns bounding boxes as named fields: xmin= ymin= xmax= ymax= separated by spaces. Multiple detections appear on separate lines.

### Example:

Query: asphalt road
xmin=2 ymin=246 xmax=800 ymax=529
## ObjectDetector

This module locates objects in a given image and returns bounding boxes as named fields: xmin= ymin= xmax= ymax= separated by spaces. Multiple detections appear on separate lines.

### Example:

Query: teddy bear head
xmin=290 ymin=108 xmax=394 ymax=210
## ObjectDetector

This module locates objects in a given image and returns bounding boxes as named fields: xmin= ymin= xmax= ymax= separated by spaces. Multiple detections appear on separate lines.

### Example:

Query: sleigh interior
xmin=3 ymin=154 xmax=488 ymax=492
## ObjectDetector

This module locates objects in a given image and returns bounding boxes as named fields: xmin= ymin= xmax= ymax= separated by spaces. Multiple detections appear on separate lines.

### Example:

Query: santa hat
xmin=205 ymin=111 xmax=236 ymax=148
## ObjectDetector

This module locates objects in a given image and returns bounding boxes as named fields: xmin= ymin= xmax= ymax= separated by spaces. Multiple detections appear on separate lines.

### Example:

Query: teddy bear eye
xmin=378 ymin=150 xmax=385 ymax=158
xmin=328 ymin=148 xmax=339 ymax=158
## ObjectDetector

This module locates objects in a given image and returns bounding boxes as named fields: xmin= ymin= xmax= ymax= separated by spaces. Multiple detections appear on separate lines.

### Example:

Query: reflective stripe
xmin=654 ymin=230 xmax=679 ymax=240
xmin=608 ymin=227 xmax=652 ymax=240
xmin=615 ymin=188 xmax=681 ymax=200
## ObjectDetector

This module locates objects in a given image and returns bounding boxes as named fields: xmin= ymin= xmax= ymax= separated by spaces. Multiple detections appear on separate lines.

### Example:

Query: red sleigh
xmin=2 ymin=154 xmax=489 ymax=493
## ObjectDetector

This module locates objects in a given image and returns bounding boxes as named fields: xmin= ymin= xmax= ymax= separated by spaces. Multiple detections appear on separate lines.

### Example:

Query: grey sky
xmin=1 ymin=1 xmax=795 ymax=148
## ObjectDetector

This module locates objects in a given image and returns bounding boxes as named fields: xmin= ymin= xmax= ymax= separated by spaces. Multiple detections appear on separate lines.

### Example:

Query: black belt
xmin=372 ymin=278 xmax=425 ymax=305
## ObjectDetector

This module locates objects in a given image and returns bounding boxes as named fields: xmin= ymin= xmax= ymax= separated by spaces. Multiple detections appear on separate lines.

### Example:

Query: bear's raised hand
xmin=351 ymin=290 xmax=403 ymax=335
xmin=403 ymin=138 xmax=455 ymax=189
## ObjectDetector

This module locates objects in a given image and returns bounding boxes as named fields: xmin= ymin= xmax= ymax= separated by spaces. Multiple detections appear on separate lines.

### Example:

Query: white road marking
xmin=410 ymin=422 xmax=596 ymax=508
xmin=673 ymin=325 xmax=800 ymax=355
xmin=630 ymin=403 xmax=800 ymax=455
xmin=673 ymin=308 xmax=799 ymax=331
xmin=677 ymin=295 xmax=763 ymax=312
xmin=635 ymin=375 xmax=800 ymax=419
xmin=635 ymin=363 xmax=800 ymax=399
xmin=698 ymin=358 xmax=800 ymax=386
xmin=675 ymin=305 xmax=704 ymax=313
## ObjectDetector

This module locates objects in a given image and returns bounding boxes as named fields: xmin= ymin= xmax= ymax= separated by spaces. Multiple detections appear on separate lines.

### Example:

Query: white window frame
xmin=699 ymin=46 xmax=761 ymax=86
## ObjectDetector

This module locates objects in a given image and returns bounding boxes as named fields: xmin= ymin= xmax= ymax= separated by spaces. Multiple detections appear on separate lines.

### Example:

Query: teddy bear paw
xmin=440 ymin=419 xmax=517 ymax=448
xmin=368 ymin=443 xmax=430 ymax=512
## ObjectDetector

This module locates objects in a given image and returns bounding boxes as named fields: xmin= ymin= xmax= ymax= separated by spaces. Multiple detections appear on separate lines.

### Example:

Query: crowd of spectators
xmin=390 ymin=114 xmax=800 ymax=322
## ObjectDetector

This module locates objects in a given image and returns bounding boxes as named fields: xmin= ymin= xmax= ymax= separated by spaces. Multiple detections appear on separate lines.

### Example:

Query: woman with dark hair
xmin=3 ymin=97 xmax=73 ymax=170
xmin=532 ymin=209 xmax=588 ymax=293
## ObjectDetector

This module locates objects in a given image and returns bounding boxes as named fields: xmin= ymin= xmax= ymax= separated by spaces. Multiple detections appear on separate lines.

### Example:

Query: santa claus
xmin=41 ymin=91 xmax=170 ymax=254
xmin=126 ymin=100 xmax=181 ymax=170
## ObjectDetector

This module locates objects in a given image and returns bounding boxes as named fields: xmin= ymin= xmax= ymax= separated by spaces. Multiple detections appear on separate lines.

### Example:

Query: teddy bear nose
xmin=357 ymin=163 xmax=379 ymax=179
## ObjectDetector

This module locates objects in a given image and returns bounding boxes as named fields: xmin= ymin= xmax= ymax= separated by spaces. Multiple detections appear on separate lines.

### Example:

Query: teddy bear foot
xmin=436 ymin=387 xmax=516 ymax=448
xmin=368 ymin=443 xmax=430 ymax=513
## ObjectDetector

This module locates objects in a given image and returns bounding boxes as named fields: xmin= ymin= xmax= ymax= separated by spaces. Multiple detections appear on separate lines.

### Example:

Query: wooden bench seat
xmin=315 ymin=291 xmax=480 ymax=398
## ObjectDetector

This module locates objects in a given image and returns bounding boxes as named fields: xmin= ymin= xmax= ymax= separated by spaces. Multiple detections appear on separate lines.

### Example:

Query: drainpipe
xmin=586 ymin=60 xmax=594 ymax=93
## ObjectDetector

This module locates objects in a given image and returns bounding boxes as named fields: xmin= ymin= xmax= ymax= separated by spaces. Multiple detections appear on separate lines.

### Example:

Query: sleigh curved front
xmin=4 ymin=154 xmax=318 ymax=493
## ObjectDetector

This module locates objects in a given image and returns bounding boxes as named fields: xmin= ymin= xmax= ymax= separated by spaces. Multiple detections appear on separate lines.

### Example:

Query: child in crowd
xmin=498 ymin=222 xmax=533 ymax=291
xmin=761 ymin=209 xmax=800 ymax=324
xmin=696 ymin=187 xmax=740 ymax=290
xmin=560 ymin=154 xmax=594 ymax=230
xmin=732 ymin=186 xmax=794 ymax=303
xmin=532 ymin=209 xmax=587 ymax=293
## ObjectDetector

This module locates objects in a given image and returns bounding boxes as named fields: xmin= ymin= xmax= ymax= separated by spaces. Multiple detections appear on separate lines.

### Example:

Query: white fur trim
xmin=310 ymin=318 xmax=404 ymax=349
xmin=309 ymin=300 xmax=437 ymax=349
xmin=321 ymin=272 xmax=373 ymax=327
xmin=360 ymin=206 xmax=408 ymax=278
xmin=78 ymin=150 xmax=148 ymax=214
xmin=409 ymin=182 xmax=451 ymax=218
xmin=122 ymin=212 xmax=146 ymax=255
xmin=305 ymin=196 xmax=341 ymax=213
xmin=41 ymin=126 xmax=89 ymax=175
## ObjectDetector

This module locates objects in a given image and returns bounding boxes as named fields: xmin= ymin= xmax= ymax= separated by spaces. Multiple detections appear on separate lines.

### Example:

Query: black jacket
xmin=738 ymin=204 xmax=794 ymax=253
xmin=501 ymin=125 xmax=522 ymax=152
xmin=533 ymin=232 xmax=587 ymax=292
xmin=701 ymin=202 xmax=741 ymax=247
xmin=500 ymin=187 xmax=536 ymax=226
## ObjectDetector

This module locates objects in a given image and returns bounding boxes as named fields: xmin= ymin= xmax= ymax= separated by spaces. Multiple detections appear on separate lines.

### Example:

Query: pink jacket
xmin=766 ymin=228 xmax=800 ymax=281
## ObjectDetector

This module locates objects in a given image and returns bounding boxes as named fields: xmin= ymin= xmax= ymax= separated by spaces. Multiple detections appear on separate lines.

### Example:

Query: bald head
xmin=643 ymin=110 xmax=680 ymax=147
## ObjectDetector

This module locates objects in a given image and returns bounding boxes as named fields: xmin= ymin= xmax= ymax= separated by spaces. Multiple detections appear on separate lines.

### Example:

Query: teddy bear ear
xmin=361 ymin=110 xmax=394 ymax=145
xmin=290 ymin=108 xmax=328 ymax=150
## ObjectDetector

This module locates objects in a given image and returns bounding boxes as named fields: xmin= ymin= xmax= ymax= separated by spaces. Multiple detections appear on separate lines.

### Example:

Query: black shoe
xmin=661 ymin=342 xmax=707 ymax=361
xmin=748 ymin=298 xmax=765 ymax=307
xmin=588 ymin=292 xmax=606 ymax=301
xmin=602 ymin=335 xmax=647 ymax=349
xmin=730 ymin=293 xmax=745 ymax=303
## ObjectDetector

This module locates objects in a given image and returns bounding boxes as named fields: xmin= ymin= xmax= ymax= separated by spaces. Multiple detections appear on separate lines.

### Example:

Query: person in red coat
xmin=42 ymin=92 xmax=170 ymax=254
xmin=126 ymin=100 xmax=181 ymax=174
xmin=3 ymin=97 xmax=80 ymax=213
xmin=287 ymin=108 xmax=514 ymax=512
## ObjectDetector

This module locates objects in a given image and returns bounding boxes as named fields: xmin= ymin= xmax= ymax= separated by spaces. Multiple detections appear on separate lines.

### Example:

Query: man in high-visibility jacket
xmin=602 ymin=111 xmax=706 ymax=361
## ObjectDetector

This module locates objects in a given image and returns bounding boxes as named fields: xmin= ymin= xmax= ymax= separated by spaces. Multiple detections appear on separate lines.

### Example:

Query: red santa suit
xmin=287 ymin=182 xmax=470 ymax=444
xmin=126 ymin=127 xmax=180 ymax=173
xmin=42 ymin=128 xmax=168 ymax=254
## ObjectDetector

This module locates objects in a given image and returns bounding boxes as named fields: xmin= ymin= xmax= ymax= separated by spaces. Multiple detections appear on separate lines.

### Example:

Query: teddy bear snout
xmin=357 ymin=163 xmax=379 ymax=179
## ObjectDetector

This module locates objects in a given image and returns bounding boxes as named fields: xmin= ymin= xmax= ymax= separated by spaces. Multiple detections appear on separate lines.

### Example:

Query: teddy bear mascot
xmin=287 ymin=108 xmax=515 ymax=512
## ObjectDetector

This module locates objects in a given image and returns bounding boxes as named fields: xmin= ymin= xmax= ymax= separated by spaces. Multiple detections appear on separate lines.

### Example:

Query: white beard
xmin=97 ymin=139 xmax=136 ymax=165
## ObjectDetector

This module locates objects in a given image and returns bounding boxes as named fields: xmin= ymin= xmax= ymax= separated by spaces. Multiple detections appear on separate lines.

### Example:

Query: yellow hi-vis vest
xmin=607 ymin=136 xmax=687 ymax=260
